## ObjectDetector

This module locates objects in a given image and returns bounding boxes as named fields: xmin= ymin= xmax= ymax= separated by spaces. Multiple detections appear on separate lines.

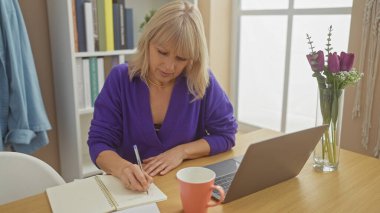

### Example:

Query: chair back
xmin=0 ymin=151 xmax=65 ymax=204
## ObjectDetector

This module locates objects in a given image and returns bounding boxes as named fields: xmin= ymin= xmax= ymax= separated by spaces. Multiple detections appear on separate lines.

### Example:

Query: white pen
xmin=133 ymin=144 xmax=149 ymax=195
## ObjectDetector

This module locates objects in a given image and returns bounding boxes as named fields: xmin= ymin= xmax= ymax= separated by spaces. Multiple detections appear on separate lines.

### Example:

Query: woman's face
xmin=148 ymin=41 xmax=190 ymax=85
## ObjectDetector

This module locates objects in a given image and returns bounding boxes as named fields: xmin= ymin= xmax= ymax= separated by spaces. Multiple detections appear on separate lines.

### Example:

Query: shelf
xmin=79 ymin=108 xmax=94 ymax=115
xmin=75 ymin=49 xmax=137 ymax=58
xmin=47 ymin=0 xmax=193 ymax=182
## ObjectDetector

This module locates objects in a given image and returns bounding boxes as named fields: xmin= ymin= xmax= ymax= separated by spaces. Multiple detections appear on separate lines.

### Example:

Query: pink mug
xmin=176 ymin=167 xmax=225 ymax=213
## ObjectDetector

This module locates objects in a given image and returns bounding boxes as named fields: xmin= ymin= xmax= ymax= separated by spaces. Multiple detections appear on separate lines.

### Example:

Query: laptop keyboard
xmin=213 ymin=172 xmax=236 ymax=200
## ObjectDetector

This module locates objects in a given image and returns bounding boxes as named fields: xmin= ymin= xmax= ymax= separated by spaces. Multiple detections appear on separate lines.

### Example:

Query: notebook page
xmin=98 ymin=175 xmax=167 ymax=210
xmin=115 ymin=203 xmax=160 ymax=213
xmin=46 ymin=177 xmax=113 ymax=213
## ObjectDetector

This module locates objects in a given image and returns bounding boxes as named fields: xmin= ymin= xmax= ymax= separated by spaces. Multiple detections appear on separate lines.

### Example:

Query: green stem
xmin=332 ymin=123 xmax=337 ymax=164
xmin=322 ymin=136 xmax=325 ymax=159
xmin=324 ymin=130 xmax=334 ymax=163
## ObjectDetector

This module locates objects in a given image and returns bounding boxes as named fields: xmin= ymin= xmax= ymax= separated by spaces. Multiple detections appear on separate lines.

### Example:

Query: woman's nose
xmin=164 ymin=58 xmax=176 ymax=72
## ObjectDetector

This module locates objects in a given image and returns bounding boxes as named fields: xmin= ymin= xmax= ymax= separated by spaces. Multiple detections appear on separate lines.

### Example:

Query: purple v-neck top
xmin=88 ymin=63 xmax=238 ymax=164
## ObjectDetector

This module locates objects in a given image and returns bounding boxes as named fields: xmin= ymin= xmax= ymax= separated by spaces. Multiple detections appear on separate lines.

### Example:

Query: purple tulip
xmin=328 ymin=52 xmax=340 ymax=73
xmin=306 ymin=50 xmax=324 ymax=72
xmin=339 ymin=52 xmax=354 ymax=71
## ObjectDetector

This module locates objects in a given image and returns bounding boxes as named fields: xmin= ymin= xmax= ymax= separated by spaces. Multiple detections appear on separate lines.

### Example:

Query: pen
xmin=133 ymin=144 xmax=149 ymax=195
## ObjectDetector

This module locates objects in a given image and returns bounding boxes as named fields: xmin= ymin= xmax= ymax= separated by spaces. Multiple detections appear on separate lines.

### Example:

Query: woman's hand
xmin=143 ymin=145 xmax=186 ymax=176
xmin=116 ymin=162 xmax=153 ymax=192
xmin=96 ymin=150 xmax=153 ymax=192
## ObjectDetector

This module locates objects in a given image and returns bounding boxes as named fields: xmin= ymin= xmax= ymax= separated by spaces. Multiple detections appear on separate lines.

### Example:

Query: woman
xmin=88 ymin=0 xmax=237 ymax=192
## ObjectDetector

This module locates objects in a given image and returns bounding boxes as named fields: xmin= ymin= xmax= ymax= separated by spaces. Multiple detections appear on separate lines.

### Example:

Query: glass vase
xmin=313 ymin=87 xmax=344 ymax=172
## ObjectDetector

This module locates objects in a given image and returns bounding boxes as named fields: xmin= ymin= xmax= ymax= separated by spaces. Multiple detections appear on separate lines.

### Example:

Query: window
xmin=233 ymin=0 xmax=352 ymax=132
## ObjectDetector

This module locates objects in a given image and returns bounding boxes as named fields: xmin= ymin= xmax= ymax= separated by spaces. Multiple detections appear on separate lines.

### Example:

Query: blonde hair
xmin=129 ymin=0 xmax=209 ymax=99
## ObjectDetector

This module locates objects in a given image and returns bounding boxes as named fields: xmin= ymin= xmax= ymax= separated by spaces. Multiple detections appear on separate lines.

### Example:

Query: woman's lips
xmin=159 ymin=70 xmax=173 ymax=78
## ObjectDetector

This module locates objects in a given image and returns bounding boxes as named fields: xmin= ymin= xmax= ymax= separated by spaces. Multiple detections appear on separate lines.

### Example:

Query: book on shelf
xmin=72 ymin=0 xmax=79 ymax=52
xmin=119 ymin=1 xmax=126 ymax=49
xmin=74 ymin=0 xmax=134 ymax=52
xmin=124 ymin=8 xmax=134 ymax=49
xmin=97 ymin=0 xmax=115 ymax=51
xmin=104 ymin=56 xmax=119 ymax=78
xmin=113 ymin=2 xmax=121 ymax=50
xmin=75 ymin=0 xmax=87 ymax=52
xmin=89 ymin=57 xmax=99 ymax=106
xmin=84 ymin=2 xmax=95 ymax=52
xmin=77 ymin=57 xmax=116 ymax=111
xmin=91 ymin=0 xmax=100 ymax=51
xmin=97 ymin=57 xmax=105 ymax=93
xmin=114 ymin=0 xmax=126 ymax=49
xmin=82 ymin=58 xmax=92 ymax=109
xmin=97 ymin=0 xmax=106 ymax=51
xmin=107 ymin=0 xmax=115 ymax=51
xmin=46 ymin=175 xmax=167 ymax=213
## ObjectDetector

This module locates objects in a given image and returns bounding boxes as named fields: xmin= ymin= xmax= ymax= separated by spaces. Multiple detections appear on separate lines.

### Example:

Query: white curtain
xmin=352 ymin=0 xmax=380 ymax=157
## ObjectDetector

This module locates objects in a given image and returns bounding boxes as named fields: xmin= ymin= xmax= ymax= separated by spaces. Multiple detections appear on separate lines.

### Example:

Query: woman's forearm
xmin=96 ymin=150 xmax=132 ymax=177
xmin=181 ymin=139 xmax=211 ymax=160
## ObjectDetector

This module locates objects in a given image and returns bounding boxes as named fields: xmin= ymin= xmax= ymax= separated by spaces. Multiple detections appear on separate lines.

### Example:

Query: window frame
xmin=230 ymin=0 xmax=352 ymax=132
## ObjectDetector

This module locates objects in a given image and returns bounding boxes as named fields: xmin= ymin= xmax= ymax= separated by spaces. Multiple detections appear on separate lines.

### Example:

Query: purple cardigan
xmin=88 ymin=63 xmax=237 ymax=164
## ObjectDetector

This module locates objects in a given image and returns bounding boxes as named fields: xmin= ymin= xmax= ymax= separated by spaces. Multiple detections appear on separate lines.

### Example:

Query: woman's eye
xmin=158 ymin=50 xmax=168 ymax=55
xmin=176 ymin=56 xmax=187 ymax=61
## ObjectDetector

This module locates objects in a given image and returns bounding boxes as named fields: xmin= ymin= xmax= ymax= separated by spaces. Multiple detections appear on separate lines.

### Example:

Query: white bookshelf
xmin=46 ymin=0 xmax=196 ymax=182
xmin=75 ymin=49 xmax=136 ymax=58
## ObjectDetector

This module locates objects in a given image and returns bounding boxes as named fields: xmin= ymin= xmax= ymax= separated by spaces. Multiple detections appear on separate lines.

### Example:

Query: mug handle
xmin=207 ymin=185 xmax=225 ymax=207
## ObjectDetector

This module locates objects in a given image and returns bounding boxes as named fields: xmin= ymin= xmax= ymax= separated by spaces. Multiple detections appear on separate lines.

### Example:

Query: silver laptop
xmin=204 ymin=125 xmax=327 ymax=203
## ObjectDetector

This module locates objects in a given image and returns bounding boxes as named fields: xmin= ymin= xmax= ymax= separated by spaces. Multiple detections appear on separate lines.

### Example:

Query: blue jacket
xmin=0 ymin=0 xmax=51 ymax=153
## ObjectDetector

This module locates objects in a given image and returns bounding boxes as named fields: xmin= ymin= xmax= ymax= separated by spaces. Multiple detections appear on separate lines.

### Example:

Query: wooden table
xmin=1 ymin=129 xmax=380 ymax=213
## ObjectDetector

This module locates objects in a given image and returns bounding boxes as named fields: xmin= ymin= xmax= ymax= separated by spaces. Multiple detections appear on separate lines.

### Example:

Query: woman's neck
xmin=147 ymin=77 xmax=175 ymax=89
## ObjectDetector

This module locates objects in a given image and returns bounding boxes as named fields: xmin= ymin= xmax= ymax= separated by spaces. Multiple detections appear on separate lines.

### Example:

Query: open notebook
xmin=46 ymin=175 xmax=167 ymax=213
